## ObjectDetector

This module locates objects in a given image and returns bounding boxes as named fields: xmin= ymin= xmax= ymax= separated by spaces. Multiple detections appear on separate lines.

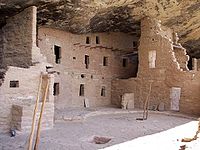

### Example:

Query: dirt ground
xmin=0 ymin=110 xmax=199 ymax=150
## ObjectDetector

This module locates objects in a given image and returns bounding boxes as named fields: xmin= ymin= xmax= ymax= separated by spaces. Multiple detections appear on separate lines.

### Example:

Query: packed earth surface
xmin=0 ymin=111 xmax=199 ymax=150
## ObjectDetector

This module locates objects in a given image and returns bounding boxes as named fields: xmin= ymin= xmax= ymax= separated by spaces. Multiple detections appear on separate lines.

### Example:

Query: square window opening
xmin=133 ymin=41 xmax=137 ymax=48
xmin=10 ymin=81 xmax=19 ymax=88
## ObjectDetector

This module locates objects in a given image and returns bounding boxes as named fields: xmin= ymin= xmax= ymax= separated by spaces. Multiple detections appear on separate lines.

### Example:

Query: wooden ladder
xmin=28 ymin=74 xmax=50 ymax=150
xmin=136 ymin=81 xmax=153 ymax=121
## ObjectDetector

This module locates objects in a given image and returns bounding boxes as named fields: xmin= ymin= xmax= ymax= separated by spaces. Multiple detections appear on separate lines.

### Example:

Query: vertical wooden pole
xmin=143 ymin=81 xmax=152 ymax=120
xmin=28 ymin=74 xmax=42 ymax=150
xmin=34 ymin=76 xmax=50 ymax=150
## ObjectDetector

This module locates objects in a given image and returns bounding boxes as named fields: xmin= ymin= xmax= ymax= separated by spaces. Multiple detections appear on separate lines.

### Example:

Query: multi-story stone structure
xmin=38 ymin=28 xmax=138 ymax=109
xmin=0 ymin=6 xmax=199 ymax=134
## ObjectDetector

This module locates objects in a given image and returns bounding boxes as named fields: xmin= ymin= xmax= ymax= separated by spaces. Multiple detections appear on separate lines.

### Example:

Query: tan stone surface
xmin=38 ymin=28 xmax=138 ymax=109
xmin=0 ymin=6 xmax=55 ymax=133
xmin=112 ymin=17 xmax=200 ymax=116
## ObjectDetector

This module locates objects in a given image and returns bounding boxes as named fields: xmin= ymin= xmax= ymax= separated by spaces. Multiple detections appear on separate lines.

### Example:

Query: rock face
xmin=0 ymin=0 xmax=200 ymax=57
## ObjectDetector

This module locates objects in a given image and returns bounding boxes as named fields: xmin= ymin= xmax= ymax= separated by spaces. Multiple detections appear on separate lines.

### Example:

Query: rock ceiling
xmin=0 ymin=0 xmax=200 ymax=57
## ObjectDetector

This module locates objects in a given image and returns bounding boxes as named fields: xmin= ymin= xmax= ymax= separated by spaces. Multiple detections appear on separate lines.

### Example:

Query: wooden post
xmin=28 ymin=74 xmax=43 ymax=150
xmin=143 ymin=81 xmax=153 ymax=120
xmin=34 ymin=76 xmax=50 ymax=150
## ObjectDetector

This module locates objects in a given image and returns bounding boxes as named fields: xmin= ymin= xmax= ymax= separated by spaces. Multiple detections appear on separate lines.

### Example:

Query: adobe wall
xmin=112 ymin=17 xmax=200 ymax=116
xmin=0 ymin=7 xmax=54 ymax=133
xmin=38 ymin=28 xmax=138 ymax=108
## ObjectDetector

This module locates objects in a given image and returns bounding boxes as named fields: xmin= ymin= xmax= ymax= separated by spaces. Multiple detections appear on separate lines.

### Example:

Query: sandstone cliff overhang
xmin=0 ymin=0 xmax=200 ymax=57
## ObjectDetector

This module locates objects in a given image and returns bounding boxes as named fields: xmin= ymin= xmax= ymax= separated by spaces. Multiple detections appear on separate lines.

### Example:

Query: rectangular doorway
xmin=170 ymin=87 xmax=181 ymax=111
xmin=121 ymin=93 xmax=134 ymax=109
xmin=85 ymin=55 xmax=89 ymax=69
xmin=54 ymin=45 xmax=61 ymax=64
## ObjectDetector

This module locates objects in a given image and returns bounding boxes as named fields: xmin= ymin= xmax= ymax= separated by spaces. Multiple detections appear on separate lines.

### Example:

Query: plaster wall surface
xmin=112 ymin=17 xmax=200 ymax=116
xmin=38 ymin=28 xmax=138 ymax=109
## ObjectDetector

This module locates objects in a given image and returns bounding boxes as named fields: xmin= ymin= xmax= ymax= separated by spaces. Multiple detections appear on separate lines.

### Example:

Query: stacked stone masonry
xmin=38 ymin=28 xmax=138 ymax=109
xmin=111 ymin=17 xmax=200 ymax=116
xmin=0 ymin=6 xmax=54 ymax=133
xmin=0 ymin=5 xmax=200 ymax=134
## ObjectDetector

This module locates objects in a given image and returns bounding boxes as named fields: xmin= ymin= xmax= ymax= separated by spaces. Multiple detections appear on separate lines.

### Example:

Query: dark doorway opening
xmin=85 ymin=55 xmax=89 ymax=69
xmin=101 ymin=86 xmax=106 ymax=97
xmin=122 ymin=58 xmax=128 ymax=67
xmin=79 ymin=84 xmax=85 ymax=96
xmin=86 ymin=37 xmax=90 ymax=44
xmin=187 ymin=56 xmax=193 ymax=70
xmin=96 ymin=36 xmax=100 ymax=44
xmin=53 ymin=83 xmax=59 ymax=96
xmin=103 ymin=57 xmax=108 ymax=66
xmin=54 ymin=45 xmax=61 ymax=64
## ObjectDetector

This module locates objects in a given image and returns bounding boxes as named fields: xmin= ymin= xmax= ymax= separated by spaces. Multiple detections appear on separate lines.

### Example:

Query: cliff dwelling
xmin=0 ymin=0 xmax=200 ymax=150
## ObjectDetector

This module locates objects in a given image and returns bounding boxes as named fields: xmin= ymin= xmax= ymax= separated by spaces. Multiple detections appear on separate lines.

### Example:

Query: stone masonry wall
xmin=0 ymin=7 xmax=55 ymax=133
xmin=198 ymin=59 xmax=200 ymax=71
xmin=0 ymin=29 xmax=3 ymax=68
xmin=38 ymin=28 xmax=138 ymax=108
xmin=112 ymin=17 xmax=200 ymax=116
xmin=1 ymin=7 xmax=34 ymax=68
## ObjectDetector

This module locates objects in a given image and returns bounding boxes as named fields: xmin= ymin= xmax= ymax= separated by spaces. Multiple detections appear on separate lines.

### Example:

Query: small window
xmin=54 ymin=45 xmax=61 ymax=64
xmin=101 ymin=86 xmax=106 ymax=97
xmin=103 ymin=57 xmax=108 ymax=66
xmin=187 ymin=56 xmax=193 ymax=70
xmin=149 ymin=50 xmax=156 ymax=68
xmin=133 ymin=41 xmax=137 ymax=48
xmin=10 ymin=81 xmax=19 ymax=88
xmin=81 ymin=74 xmax=85 ymax=78
xmin=123 ymin=58 xmax=128 ymax=67
xmin=85 ymin=55 xmax=89 ymax=69
xmin=53 ymin=83 xmax=59 ymax=96
xmin=96 ymin=36 xmax=100 ymax=44
xmin=86 ymin=37 xmax=90 ymax=44
xmin=79 ymin=84 xmax=85 ymax=96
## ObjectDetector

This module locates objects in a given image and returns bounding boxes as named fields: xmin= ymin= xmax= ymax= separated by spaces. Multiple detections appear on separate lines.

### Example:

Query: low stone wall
xmin=12 ymin=103 xmax=54 ymax=132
